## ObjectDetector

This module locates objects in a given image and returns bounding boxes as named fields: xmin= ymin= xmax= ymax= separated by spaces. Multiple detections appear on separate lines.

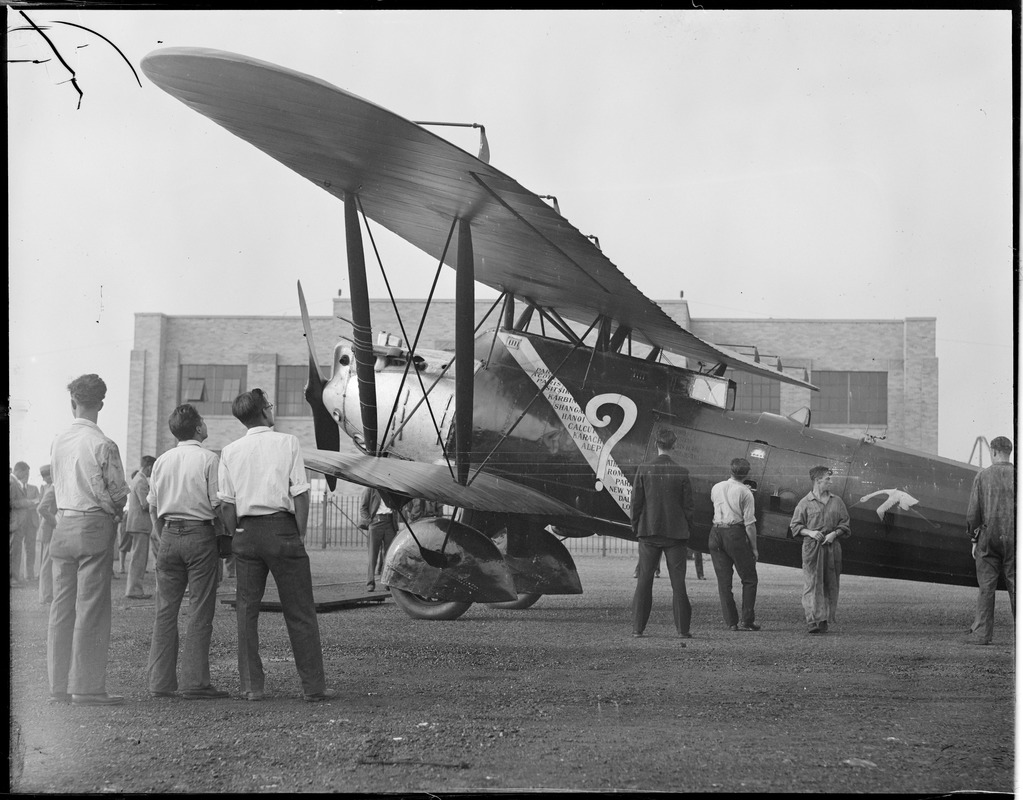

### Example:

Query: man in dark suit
xmin=629 ymin=427 xmax=695 ymax=641
xmin=359 ymin=487 xmax=398 ymax=592
xmin=9 ymin=462 xmax=38 ymax=586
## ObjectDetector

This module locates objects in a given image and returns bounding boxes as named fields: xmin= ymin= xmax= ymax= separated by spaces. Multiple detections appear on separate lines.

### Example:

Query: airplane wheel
xmin=487 ymin=592 xmax=542 ymax=610
xmin=388 ymin=587 xmax=472 ymax=621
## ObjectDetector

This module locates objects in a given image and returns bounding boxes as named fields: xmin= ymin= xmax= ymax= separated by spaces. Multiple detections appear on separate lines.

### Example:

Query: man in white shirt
xmin=146 ymin=404 xmax=229 ymax=700
xmin=218 ymin=388 xmax=336 ymax=703
xmin=47 ymin=373 xmax=129 ymax=706
xmin=708 ymin=457 xmax=761 ymax=632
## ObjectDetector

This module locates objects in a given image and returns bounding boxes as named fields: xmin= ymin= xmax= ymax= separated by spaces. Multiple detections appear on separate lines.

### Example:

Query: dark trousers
xmin=974 ymin=527 xmax=1016 ymax=642
xmin=367 ymin=517 xmax=397 ymax=583
xmin=708 ymin=524 xmax=758 ymax=627
xmin=234 ymin=513 xmax=325 ymax=697
xmin=632 ymin=539 xmax=691 ymax=635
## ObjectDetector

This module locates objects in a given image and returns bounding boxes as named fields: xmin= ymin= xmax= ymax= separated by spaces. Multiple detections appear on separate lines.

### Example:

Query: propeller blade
xmin=298 ymin=281 xmax=341 ymax=490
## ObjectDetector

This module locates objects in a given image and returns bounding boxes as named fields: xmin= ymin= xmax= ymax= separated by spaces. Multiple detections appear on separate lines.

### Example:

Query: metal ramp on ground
xmin=220 ymin=582 xmax=389 ymax=613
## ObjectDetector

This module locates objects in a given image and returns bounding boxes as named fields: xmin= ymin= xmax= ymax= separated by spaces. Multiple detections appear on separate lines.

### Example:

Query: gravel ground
xmin=9 ymin=550 xmax=1016 ymax=793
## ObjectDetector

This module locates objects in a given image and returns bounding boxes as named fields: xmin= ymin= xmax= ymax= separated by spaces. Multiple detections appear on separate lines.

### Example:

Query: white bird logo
xmin=857 ymin=488 xmax=939 ymax=529
xmin=859 ymin=488 xmax=919 ymax=519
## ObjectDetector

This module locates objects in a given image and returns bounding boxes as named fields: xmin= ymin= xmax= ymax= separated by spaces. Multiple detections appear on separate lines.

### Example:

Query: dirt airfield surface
xmin=9 ymin=550 xmax=1015 ymax=794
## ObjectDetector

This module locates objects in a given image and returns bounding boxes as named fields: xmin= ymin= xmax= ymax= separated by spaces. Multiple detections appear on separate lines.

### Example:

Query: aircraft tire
xmin=388 ymin=587 xmax=473 ymax=621
xmin=486 ymin=592 xmax=542 ymax=610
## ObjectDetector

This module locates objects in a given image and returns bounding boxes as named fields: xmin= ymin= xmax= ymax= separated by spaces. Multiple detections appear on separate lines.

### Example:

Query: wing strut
xmin=502 ymin=293 xmax=515 ymax=330
xmin=454 ymin=218 xmax=475 ymax=485
xmin=344 ymin=193 xmax=378 ymax=455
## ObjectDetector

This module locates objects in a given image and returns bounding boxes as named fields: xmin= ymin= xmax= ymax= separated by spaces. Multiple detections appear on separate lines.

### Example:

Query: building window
xmin=276 ymin=365 xmax=331 ymax=417
xmin=726 ymin=370 xmax=781 ymax=414
xmin=811 ymin=371 xmax=887 ymax=425
xmin=179 ymin=365 xmax=246 ymax=416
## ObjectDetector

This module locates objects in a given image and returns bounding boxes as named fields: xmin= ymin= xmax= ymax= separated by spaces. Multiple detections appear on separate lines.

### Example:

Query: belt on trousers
xmin=239 ymin=511 xmax=292 ymax=523
xmin=58 ymin=509 xmax=108 ymax=517
xmin=162 ymin=518 xmax=214 ymax=529
xmin=713 ymin=522 xmax=746 ymax=529
xmin=375 ymin=513 xmax=394 ymax=521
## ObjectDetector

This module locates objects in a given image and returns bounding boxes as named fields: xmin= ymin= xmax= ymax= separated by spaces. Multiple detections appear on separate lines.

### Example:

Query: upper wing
xmin=142 ymin=47 xmax=814 ymax=390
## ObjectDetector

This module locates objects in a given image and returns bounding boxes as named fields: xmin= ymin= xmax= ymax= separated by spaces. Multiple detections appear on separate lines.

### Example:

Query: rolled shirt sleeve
xmin=739 ymin=486 xmax=756 ymax=527
xmin=206 ymin=453 xmax=222 ymax=509
xmin=217 ymin=457 xmax=236 ymax=507
xmin=832 ymin=497 xmax=851 ymax=538
xmin=97 ymin=440 xmax=129 ymax=516
xmin=789 ymin=497 xmax=810 ymax=537
xmin=288 ymin=438 xmax=310 ymax=497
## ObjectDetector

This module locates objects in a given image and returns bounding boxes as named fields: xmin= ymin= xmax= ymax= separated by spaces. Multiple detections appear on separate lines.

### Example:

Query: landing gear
xmin=487 ymin=592 xmax=542 ymax=610
xmin=388 ymin=587 xmax=472 ymax=621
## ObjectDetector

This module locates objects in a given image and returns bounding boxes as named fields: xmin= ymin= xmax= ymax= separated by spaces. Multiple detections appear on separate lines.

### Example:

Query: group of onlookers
xmin=30 ymin=373 xmax=337 ymax=707
xmin=629 ymin=426 xmax=1014 ymax=645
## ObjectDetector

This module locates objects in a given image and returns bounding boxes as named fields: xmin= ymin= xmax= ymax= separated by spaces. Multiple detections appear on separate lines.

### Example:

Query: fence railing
xmin=308 ymin=492 xmax=641 ymax=557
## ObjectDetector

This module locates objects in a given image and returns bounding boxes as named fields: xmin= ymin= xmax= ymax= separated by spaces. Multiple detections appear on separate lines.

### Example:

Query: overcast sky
xmin=7 ymin=8 xmax=1015 ymax=472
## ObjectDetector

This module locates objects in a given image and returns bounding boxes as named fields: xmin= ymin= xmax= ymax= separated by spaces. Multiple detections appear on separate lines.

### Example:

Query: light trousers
xmin=146 ymin=523 xmax=220 ymax=693
xmin=47 ymin=513 xmax=115 ymax=695
xmin=38 ymin=523 xmax=55 ymax=603
xmin=125 ymin=531 xmax=150 ymax=596
xmin=800 ymin=537 xmax=842 ymax=626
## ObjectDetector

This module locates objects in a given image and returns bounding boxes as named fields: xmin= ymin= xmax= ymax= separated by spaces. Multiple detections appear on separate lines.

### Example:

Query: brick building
xmin=127 ymin=297 xmax=937 ymax=473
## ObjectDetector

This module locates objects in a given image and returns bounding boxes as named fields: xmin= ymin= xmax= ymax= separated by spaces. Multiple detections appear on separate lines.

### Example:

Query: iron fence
xmin=308 ymin=491 xmax=641 ymax=557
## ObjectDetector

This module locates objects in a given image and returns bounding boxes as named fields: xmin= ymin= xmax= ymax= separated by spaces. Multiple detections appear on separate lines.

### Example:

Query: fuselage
xmin=324 ymin=328 xmax=980 ymax=587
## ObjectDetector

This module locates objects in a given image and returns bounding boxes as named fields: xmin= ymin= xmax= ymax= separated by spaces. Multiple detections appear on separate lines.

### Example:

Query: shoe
xmin=151 ymin=691 xmax=177 ymax=698
xmin=182 ymin=687 xmax=229 ymax=700
xmin=72 ymin=693 xmax=125 ymax=706
xmin=728 ymin=624 xmax=739 ymax=632
xmin=808 ymin=624 xmax=821 ymax=635
xmin=236 ymin=691 xmax=265 ymax=702
xmin=632 ymin=632 xmax=646 ymax=638
xmin=818 ymin=621 xmax=828 ymax=633
xmin=737 ymin=623 xmax=762 ymax=631
xmin=697 ymin=576 xmax=707 ymax=581
xmin=678 ymin=632 xmax=693 ymax=639
xmin=303 ymin=688 xmax=338 ymax=703
xmin=366 ymin=582 xmax=375 ymax=592
xmin=126 ymin=593 xmax=153 ymax=600
xmin=48 ymin=693 xmax=72 ymax=705
xmin=962 ymin=634 xmax=992 ymax=646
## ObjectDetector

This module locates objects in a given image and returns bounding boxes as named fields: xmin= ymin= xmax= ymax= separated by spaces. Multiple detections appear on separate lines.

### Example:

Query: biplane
xmin=142 ymin=48 xmax=984 ymax=620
